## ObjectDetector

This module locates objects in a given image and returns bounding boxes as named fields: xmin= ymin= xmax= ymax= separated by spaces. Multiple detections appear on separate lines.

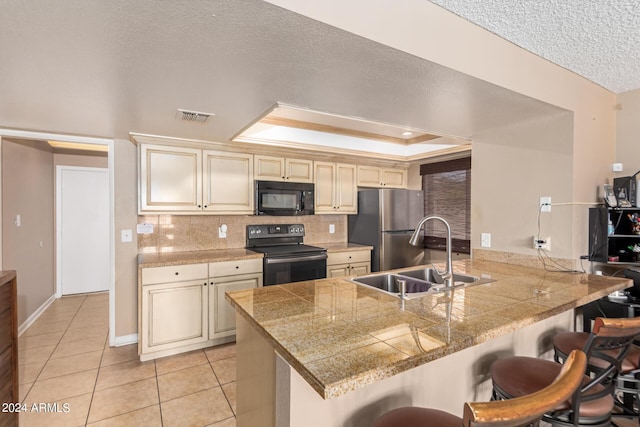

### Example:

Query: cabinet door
xmin=285 ymin=158 xmax=314 ymax=183
xmin=141 ymin=280 xmax=208 ymax=354
xmin=357 ymin=166 xmax=383 ymax=187
xmin=211 ymin=274 xmax=262 ymax=338
xmin=254 ymin=155 xmax=285 ymax=181
xmin=350 ymin=262 xmax=370 ymax=276
xmin=139 ymin=144 xmax=202 ymax=212
xmin=314 ymin=161 xmax=336 ymax=213
xmin=327 ymin=264 xmax=351 ymax=278
xmin=382 ymin=169 xmax=407 ymax=188
xmin=203 ymin=151 xmax=254 ymax=214
xmin=335 ymin=163 xmax=357 ymax=213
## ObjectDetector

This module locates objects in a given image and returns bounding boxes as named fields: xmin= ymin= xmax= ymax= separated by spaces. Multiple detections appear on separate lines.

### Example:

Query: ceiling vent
xmin=176 ymin=109 xmax=215 ymax=123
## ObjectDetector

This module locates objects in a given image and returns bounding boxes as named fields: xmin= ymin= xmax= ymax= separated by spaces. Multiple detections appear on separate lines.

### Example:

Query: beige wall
xmin=2 ymin=139 xmax=55 ymax=325
xmin=616 ymin=89 xmax=640 ymax=175
xmin=265 ymin=0 xmax=617 ymax=263
xmin=114 ymin=140 xmax=139 ymax=337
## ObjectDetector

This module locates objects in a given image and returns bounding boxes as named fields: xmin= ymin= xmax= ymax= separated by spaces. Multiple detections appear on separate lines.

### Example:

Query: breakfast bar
xmin=226 ymin=259 xmax=632 ymax=427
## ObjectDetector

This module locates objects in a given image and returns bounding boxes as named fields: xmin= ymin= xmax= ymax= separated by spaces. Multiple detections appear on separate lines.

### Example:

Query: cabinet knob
xmin=175 ymin=272 xmax=179 ymax=275
xmin=204 ymin=282 xmax=207 ymax=286
xmin=204 ymin=205 xmax=208 ymax=208
xmin=197 ymin=204 xmax=202 ymax=208
xmin=235 ymin=266 xmax=239 ymax=269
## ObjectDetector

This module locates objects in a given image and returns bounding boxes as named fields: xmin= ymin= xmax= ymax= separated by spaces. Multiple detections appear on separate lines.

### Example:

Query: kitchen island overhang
xmin=226 ymin=259 xmax=631 ymax=426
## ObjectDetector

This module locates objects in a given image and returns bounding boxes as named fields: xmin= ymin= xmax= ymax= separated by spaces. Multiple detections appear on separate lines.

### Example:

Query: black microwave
xmin=255 ymin=180 xmax=314 ymax=216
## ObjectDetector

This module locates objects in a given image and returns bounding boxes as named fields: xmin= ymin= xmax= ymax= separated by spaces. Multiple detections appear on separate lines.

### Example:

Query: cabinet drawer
xmin=209 ymin=258 xmax=262 ymax=278
xmin=327 ymin=250 xmax=370 ymax=265
xmin=141 ymin=263 xmax=208 ymax=285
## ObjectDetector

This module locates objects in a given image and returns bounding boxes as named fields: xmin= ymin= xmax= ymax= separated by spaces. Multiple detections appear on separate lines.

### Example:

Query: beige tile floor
xmin=18 ymin=293 xmax=237 ymax=427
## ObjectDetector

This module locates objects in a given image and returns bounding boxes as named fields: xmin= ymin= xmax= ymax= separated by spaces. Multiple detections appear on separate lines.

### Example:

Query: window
xmin=420 ymin=157 xmax=471 ymax=253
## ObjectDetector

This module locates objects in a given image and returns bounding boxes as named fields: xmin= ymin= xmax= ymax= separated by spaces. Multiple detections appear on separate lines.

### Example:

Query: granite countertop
xmin=226 ymin=259 xmax=631 ymax=400
xmin=317 ymin=242 xmax=373 ymax=252
xmin=137 ymin=248 xmax=263 ymax=267
xmin=137 ymin=244 xmax=372 ymax=268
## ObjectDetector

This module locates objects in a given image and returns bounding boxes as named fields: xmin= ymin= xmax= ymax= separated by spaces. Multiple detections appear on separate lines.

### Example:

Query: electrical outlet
xmin=540 ymin=196 xmax=551 ymax=213
xmin=613 ymin=163 xmax=623 ymax=172
xmin=121 ymin=229 xmax=132 ymax=242
xmin=481 ymin=233 xmax=491 ymax=248
xmin=533 ymin=236 xmax=551 ymax=250
xmin=329 ymin=224 xmax=335 ymax=234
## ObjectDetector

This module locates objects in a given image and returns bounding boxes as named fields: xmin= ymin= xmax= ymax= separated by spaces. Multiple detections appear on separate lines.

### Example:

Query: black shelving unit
xmin=589 ymin=207 xmax=640 ymax=264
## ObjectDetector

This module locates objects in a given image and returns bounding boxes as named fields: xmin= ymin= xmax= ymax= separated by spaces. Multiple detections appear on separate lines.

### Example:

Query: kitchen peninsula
xmin=226 ymin=259 xmax=631 ymax=427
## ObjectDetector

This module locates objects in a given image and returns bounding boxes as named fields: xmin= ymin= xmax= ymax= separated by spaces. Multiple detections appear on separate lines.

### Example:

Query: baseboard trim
xmin=18 ymin=294 xmax=57 ymax=336
xmin=113 ymin=333 xmax=138 ymax=347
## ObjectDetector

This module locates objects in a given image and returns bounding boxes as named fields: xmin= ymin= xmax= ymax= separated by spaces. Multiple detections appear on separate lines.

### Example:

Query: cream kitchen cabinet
xmin=139 ymin=258 xmax=263 ymax=361
xmin=357 ymin=165 xmax=407 ymax=188
xmin=254 ymin=155 xmax=313 ymax=183
xmin=139 ymin=144 xmax=203 ymax=212
xmin=209 ymin=258 xmax=262 ymax=339
xmin=326 ymin=249 xmax=371 ymax=278
xmin=314 ymin=161 xmax=357 ymax=214
xmin=138 ymin=144 xmax=253 ymax=214
xmin=140 ymin=263 xmax=209 ymax=360
xmin=203 ymin=150 xmax=254 ymax=214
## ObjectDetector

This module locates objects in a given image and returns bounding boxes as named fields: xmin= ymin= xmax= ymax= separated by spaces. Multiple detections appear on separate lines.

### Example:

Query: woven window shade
xmin=421 ymin=157 xmax=471 ymax=253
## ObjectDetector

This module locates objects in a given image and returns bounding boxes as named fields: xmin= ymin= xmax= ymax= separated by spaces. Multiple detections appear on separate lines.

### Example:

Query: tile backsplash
xmin=137 ymin=214 xmax=348 ymax=253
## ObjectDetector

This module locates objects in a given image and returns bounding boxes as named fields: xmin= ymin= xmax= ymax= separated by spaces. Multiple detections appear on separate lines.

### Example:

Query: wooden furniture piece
xmin=492 ymin=317 xmax=640 ymax=427
xmin=254 ymin=155 xmax=313 ymax=183
xmin=373 ymin=350 xmax=586 ymax=427
xmin=0 ymin=270 xmax=18 ymax=427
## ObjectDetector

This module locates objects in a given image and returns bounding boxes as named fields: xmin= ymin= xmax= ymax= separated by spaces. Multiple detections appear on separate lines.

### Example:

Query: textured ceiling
xmin=0 ymin=0 xmax=566 ymax=145
xmin=429 ymin=0 xmax=640 ymax=93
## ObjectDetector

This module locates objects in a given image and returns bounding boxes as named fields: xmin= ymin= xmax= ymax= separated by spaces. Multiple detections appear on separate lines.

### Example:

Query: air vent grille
xmin=176 ymin=109 xmax=215 ymax=123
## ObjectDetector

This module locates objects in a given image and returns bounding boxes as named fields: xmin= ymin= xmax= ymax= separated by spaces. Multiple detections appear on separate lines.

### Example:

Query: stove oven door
xmin=263 ymin=252 xmax=327 ymax=286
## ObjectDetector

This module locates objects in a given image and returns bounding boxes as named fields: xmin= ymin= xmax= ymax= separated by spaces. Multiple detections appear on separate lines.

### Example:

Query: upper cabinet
xmin=139 ymin=144 xmax=203 ymax=212
xmin=357 ymin=165 xmax=407 ymax=189
xmin=139 ymin=144 xmax=253 ymax=214
xmin=254 ymin=155 xmax=313 ymax=183
xmin=315 ymin=162 xmax=357 ymax=214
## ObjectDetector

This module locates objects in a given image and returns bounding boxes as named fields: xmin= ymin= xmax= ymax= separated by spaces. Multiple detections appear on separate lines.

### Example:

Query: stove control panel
xmin=247 ymin=224 xmax=305 ymax=239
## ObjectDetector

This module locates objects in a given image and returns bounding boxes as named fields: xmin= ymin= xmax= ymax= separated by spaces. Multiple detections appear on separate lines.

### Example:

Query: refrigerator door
xmin=380 ymin=231 xmax=426 ymax=271
xmin=380 ymin=189 xmax=424 ymax=231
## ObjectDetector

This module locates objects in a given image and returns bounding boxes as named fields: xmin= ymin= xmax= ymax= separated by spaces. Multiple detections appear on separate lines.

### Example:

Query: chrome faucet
xmin=409 ymin=215 xmax=453 ymax=287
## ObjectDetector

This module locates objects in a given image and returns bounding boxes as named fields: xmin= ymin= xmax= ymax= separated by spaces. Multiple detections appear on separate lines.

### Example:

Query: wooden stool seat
xmin=372 ymin=407 xmax=462 ymax=427
xmin=491 ymin=356 xmax=614 ymax=418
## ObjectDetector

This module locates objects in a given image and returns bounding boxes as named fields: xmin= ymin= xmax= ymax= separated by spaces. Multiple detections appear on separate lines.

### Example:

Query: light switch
xmin=121 ymin=229 xmax=132 ymax=243
xmin=219 ymin=224 xmax=227 ymax=238
xmin=14 ymin=214 xmax=21 ymax=227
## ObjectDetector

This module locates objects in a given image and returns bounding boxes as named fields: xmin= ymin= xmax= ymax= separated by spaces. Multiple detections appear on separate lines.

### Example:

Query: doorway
xmin=56 ymin=166 xmax=110 ymax=296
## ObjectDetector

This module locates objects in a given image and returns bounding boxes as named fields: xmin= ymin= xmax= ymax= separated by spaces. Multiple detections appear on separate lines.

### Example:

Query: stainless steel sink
xmin=351 ymin=267 xmax=495 ymax=299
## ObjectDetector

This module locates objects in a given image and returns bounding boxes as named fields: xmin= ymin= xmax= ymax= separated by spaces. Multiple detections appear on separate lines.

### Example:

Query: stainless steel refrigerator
xmin=348 ymin=188 xmax=425 ymax=272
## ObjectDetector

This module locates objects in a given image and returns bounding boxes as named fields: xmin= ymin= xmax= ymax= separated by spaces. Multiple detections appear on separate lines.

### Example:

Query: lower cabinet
xmin=326 ymin=250 xmax=371 ymax=278
xmin=139 ymin=258 xmax=262 ymax=361
xmin=209 ymin=260 xmax=263 ymax=339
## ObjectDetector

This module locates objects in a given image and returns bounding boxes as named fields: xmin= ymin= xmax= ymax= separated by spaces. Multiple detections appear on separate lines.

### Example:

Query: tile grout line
xmin=21 ymin=295 xmax=87 ymax=404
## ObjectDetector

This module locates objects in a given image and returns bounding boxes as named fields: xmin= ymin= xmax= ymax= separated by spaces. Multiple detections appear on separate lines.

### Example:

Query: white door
xmin=57 ymin=166 xmax=109 ymax=295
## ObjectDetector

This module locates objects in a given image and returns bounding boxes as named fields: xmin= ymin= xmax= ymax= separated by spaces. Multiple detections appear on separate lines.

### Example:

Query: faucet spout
xmin=409 ymin=215 xmax=453 ymax=286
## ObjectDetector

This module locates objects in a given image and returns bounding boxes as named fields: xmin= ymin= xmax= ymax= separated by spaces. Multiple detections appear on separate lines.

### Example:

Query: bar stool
xmin=553 ymin=318 xmax=640 ymax=423
xmin=372 ymin=350 xmax=586 ymax=427
xmin=491 ymin=317 xmax=640 ymax=427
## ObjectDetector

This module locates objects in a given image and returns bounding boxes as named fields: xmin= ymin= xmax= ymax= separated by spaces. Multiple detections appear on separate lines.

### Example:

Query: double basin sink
xmin=351 ymin=267 xmax=494 ymax=299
